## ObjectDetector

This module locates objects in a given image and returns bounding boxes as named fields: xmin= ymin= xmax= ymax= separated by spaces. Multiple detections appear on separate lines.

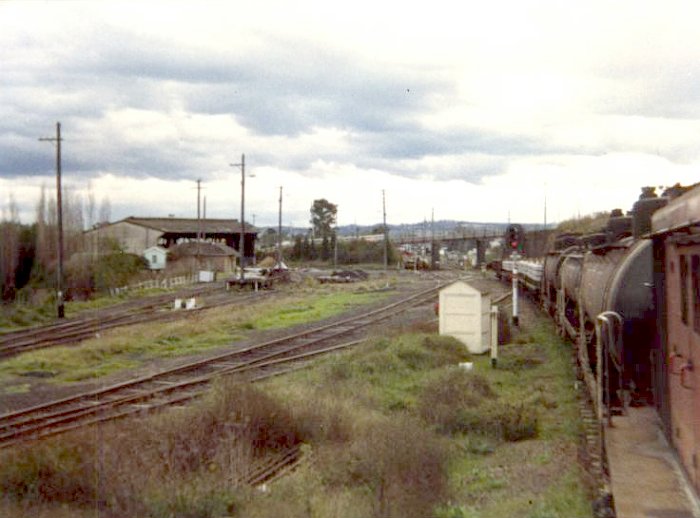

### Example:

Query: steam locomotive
xmin=503 ymin=182 xmax=700 ymax=494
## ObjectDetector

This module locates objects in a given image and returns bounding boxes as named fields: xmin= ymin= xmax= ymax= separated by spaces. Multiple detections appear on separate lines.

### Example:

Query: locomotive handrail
xmin=596 ymin=311 xmax=624 ymax=427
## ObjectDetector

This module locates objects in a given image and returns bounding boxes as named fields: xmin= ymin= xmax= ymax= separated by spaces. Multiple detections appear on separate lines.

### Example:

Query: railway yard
xmin=2 ymin=207 xmax=700 ymax=518
xmin=8 ymin=3 xmax=700 ymax=516
xmin=0 ymin=268 xmax=595 ymax=518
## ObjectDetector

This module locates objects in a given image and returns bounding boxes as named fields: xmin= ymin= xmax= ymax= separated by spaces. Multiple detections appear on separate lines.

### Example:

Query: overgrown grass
xmin=0 ymin=301 xmax=57 ymax=331
xmin=0 ymin=284 xmax=394 ymax=386
xmin=0 ymin=379 xmax=301 ymax=517
xmin=0 ymin=299 xmax=593 ymax=517
xmin=0 ymin=288 xmax=174 ymax=332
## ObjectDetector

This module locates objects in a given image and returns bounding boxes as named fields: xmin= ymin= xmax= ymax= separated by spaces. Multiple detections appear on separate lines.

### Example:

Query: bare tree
xmin=34 ymin=184 xmax=55 ymax=279
xmin=62 ymin=188 xmax=85 ymax=257
xmin=98 ymin=196 xmax=111 ymax=225
xmin=85 ymin=181 xmax=96 ymax=229
xmin=0 ymin=195 xmax=20 ymax=299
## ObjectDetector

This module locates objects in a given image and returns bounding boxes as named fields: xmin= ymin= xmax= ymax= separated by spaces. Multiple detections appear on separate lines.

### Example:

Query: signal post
xmin=505 ymin=224 xmax=524 ymax=327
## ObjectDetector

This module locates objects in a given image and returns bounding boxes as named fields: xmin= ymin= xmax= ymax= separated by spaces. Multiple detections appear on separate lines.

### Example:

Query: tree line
xmin=0 ymin=185 xmax=114 ymax=303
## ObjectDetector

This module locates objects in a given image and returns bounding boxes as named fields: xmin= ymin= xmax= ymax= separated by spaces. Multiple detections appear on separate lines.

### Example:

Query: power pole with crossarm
xmin=39 ymin=122 xmax=65 ymax=318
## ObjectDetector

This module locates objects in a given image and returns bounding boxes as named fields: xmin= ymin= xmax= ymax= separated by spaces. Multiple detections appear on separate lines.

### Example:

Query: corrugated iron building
xmin=85 ymin=217 xmax=257 ymax=260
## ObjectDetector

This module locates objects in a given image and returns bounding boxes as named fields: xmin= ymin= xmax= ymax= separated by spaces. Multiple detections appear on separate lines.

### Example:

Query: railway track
xmin=0 ymin=281 xmax=449 ymax=450
xmin=0 ymin=284 xmax=273 ymax=359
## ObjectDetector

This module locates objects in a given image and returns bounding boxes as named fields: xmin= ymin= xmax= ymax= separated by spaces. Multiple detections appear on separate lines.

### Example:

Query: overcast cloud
xmin=1 ymin=0 xmax=699 ymax=227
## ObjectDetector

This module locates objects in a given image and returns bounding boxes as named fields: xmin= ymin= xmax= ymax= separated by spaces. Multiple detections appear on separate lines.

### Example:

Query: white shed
xmin=144 ymin=246 xmax=167 ymax=270
xmin=438 ymin=281 xmax=491 ymax=354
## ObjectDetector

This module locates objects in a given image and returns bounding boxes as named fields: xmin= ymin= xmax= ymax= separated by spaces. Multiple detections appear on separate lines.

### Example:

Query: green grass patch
xmin=2 ymin=383 xmax=31 ymax=395
xmin=0 ymin=303 xmax=56 ymax=331
xmin=250 ymin=290 xmax=388 ymax=330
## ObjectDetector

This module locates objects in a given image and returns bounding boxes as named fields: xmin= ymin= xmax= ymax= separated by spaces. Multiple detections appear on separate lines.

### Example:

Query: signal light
xmin=505 ymin=224 xmax=524 ymax=254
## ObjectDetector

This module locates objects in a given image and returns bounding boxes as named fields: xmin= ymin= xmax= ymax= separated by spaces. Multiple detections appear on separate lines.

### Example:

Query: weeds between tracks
xmin=0 ymin=283 xmax=394 ymax=390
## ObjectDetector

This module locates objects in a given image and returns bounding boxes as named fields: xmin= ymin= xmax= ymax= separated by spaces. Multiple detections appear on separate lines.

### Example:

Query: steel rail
xmin=0 ymin=282 xmax=223 ymax=342
xmin=0 ymin=283 xmax=445 ymax=448
xmin=0 ymin=289 xmax=273 ymax=359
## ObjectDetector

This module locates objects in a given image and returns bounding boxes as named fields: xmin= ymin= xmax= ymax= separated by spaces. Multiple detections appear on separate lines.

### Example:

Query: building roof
xmin=144 ymin=245 xmax=168 ymax=254
xmin=170 ymin=241 xmax=239 ymax=257
xmin=108 ymin=217 xmax=257 ymax=234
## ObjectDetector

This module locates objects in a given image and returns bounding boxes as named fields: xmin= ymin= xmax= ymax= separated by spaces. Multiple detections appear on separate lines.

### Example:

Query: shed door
xmin=666 ymin=244 xmax=700 ymax=489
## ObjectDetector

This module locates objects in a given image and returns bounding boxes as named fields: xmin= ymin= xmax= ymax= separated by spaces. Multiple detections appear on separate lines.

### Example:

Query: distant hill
xmin=262 ymin=220 xmax=551 ymax=239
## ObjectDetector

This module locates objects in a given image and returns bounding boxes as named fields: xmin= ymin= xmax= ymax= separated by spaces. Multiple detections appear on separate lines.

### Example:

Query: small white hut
xmin=438 ymin=281 xmax=491 ymax=354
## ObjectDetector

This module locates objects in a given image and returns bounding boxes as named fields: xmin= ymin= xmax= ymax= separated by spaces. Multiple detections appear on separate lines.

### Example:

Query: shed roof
xmin=170 ymin=241 xmax=239 ymax=257
xmin=440 ymin=280 xmax=482 ymax=294
xmin=144 ymin=245 xmax=168 ymax=254
xmin=109 ymin=217 xmax=257 ymax=234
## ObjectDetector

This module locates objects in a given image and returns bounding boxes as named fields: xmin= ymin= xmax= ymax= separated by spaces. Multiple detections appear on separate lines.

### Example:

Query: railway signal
xmin=504 ymin=224 xmax=524 ymax=327
xmin=506 ymin=224 xmax=524 ymax=254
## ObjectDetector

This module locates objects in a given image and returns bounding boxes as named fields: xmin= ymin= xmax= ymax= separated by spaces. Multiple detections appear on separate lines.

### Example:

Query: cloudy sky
xmin=1 ymin=1 xmax=699 ymax=228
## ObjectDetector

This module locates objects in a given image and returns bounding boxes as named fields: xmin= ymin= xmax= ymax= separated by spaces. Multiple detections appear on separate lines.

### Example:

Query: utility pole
xmin=334 ymin=206 xmax=338 ymax=269
xmin=382 ymin=190 xmax=388 ymax=272
xmin=431 ymin=208 xmax=436 ymax=270
xmin=230 ymin=154 xmax=247 ymax=282
xmin=423 ymin=217 xmax=427 ymax=259
xmin=196 ymin=179 xmax=202 ymax=269
xmin=196 ymin=179 xmax=202 ymax=239
xmin=39 ymin=122 xmax=64 ymax=318
xmin=277 ymin=186 xmax=283 ymax=267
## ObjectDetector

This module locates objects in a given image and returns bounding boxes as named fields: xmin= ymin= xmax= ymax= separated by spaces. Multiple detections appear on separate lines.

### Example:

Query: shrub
xmin=322 ymin=414 xmax=448 ymax=518
xmin=203 ymin=379 xmax=303 ymax=454
xmin=452 ymin=402 xmax=539 ymax=441
xmin=0 ymin=379 xmax=303 ymax=517
xmin=421 ymin=335 xmax=472 ymax=364
xmin=285 ymin=390 xmax=356 ymax=444
xmin=416 ymin=368 xmax=539 ymax=441
xmin=92 ymin=252 xmax=148 ymax=291
xmin=0 ymin=440 xmax=96 ymax=505
xmin=418 ymin=369 xmax=495 ymax=435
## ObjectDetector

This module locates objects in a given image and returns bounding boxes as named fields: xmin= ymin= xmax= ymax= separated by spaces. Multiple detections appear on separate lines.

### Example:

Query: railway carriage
xmin=650 ymin=184 xmax=700 ymax=494
xmin=499 ymin=182 xmax=700 ymax=499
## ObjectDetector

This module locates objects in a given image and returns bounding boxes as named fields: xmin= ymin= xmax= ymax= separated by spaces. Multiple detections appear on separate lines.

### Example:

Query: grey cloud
xmin=63 ymin=29 xmax=451 ymax=137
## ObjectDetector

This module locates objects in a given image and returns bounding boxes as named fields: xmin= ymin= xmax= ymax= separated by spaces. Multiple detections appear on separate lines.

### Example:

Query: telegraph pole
xmin=230 ymin=154 xmax=246 ymax=282
xmin=431 ymin=208 xmax=435 ymax=264
xmin=334 ymin=206 xmax=338 ymax=269
xmin=277 ymin=186 xmax=283 ymax=267
xmin=382 ymin=190 xmax=388 ymax=272
xmin=39 ymin=122 xmax=65 ymax=318
xmin=196 ymin=179 xmax=202 ymax=241
xmin=196 ymin=179 xmax=202 ymax=268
